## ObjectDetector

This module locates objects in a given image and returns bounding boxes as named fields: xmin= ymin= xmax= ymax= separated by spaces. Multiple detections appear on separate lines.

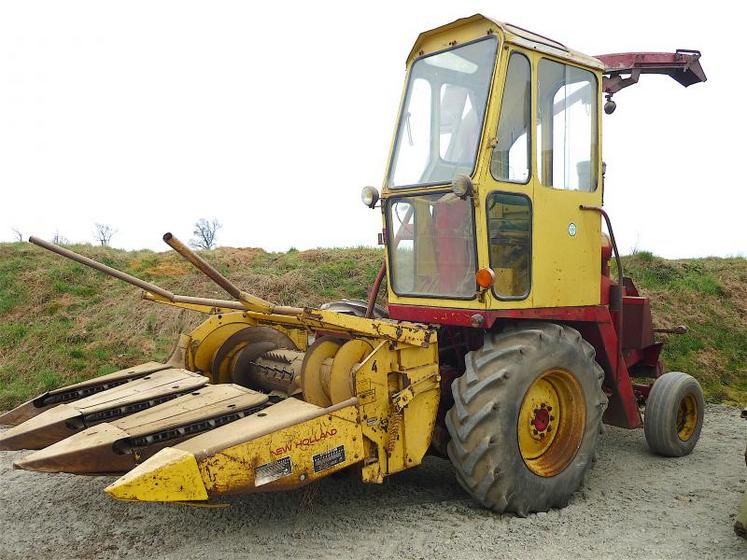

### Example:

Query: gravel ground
xmin=0 ymin=404 xmax=745 ymax=560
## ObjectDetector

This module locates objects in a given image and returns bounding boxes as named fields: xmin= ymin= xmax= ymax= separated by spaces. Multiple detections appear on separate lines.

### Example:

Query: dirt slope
xmin=0 ymin=242 xmax=745 ymax=407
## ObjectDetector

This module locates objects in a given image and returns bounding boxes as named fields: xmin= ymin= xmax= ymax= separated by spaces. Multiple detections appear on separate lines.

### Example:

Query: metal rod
xmin=162 ymin=233 xmax=302 ymax=316
xmin=273 ymin=305 xmax=305 ymax=316
xmin=172 ymin=295 xmax=246 ymax=311
xmin=653 ymin=325 xmax=688 ymax=335
xmin=579 ymin=206 xmax=624 ymax=378
xmin=162 ymin=233 xmax=244 ymax=301
xmin=28 ymin=236 xmax=175 ymax=301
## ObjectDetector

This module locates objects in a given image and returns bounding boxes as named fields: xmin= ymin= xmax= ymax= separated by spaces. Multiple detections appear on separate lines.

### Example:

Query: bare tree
xmin=190 ymin=218 xmax=222 ymax=250
xmin=52 ymin=230 xmax=69 ymax=244
xmin=11 ymin=228 xmax=23 ymax=242
xmin=94 ymin=223 xmax=117 ymax=246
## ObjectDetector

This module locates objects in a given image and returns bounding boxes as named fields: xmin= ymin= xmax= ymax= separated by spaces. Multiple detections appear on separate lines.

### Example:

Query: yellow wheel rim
xmin=676 ymin=394 xmax=698 ymax=441
xmin=518 ymin=368 xmax=586 ymax=478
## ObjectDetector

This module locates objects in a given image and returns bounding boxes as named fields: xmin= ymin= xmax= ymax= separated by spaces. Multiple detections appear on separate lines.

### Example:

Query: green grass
xmin=0 ymin=242 xmax=744 ymax=409
xmin=622 ymin=252 xmax=746 ymax=404
xmin=0 ymin=242 xmax=385 ymax=410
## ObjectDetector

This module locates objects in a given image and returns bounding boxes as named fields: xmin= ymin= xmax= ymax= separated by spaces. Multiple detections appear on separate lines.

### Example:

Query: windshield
xmin=388 ymin=37 xmax=498 ymax=188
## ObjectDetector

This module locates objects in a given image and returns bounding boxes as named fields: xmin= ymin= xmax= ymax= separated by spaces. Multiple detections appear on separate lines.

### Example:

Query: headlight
xmin=361 ymin=186 xmax=380 ymax=208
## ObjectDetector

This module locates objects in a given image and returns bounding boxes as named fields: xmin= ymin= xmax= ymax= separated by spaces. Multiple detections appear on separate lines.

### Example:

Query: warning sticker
xmin=255 ymin=456 xmax=292 ymax=487
xmin=358 ymin=388 xmax=376 ymax=404
xmin=312 ymin=445 xmax=346 ymax=473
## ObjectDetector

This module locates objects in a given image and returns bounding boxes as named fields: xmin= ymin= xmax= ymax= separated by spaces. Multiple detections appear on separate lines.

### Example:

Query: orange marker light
xmin=475 ymin=268 xmax=496 ymax=289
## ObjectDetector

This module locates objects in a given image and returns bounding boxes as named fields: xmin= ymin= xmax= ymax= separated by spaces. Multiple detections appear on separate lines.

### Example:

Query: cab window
xmin=487 ymin=192 xmax=531 ymax=299
xmin=387 ymin=193 xmax=476 ymax=299
xmin=389 ymin=37 xmax=498 ymax=188
xmin=490 ymin=52 xmax=531 ymax=184
xmin=537 ymin=59 xmax=598 ymax=191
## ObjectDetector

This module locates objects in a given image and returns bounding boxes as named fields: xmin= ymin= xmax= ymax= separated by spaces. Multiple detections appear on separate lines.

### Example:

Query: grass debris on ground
xmin=0 ymin=242 xmax=744 ymax=409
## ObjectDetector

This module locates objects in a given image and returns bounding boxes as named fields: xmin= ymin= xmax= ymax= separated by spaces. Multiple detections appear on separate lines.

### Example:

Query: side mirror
xmin=451 ymin=174 xmax=474 ymax=199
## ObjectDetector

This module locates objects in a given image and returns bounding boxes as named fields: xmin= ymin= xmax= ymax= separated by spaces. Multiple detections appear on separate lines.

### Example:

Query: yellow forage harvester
xmin=0 ymin=15 xmax=707 ymax=515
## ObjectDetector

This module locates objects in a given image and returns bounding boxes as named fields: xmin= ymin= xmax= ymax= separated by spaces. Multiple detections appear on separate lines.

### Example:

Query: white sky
xmin=0 ymin=0 xmax=744 ymax=258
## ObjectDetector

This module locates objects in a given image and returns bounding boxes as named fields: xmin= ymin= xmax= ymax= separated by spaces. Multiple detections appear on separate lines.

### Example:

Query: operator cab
xmin=374 ymin=15 xmax=605 ymax=321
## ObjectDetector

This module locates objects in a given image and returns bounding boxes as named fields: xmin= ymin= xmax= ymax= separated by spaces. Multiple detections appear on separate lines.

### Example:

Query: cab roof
xmin=407 ymin=14 xmax=604 ymax=71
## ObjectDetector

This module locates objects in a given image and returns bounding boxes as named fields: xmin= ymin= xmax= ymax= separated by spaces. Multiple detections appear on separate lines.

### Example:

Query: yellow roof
xmin=407 ymin=14 xmax=604 ymax=70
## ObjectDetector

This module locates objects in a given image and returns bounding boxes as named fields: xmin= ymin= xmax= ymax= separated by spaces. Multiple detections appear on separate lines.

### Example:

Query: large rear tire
xmin=445 ymin=322 xmax=607 ymax=515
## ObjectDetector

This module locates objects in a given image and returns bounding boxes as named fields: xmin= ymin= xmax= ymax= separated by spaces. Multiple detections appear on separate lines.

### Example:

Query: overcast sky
xmin=0 ymin=1 xmax=743 ymax=258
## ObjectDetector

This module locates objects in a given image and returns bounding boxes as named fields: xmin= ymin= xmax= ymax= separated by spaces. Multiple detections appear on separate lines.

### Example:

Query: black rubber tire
xmin=643 ymin=372 xmax=704 ymax=457
xmin=445 ymin=322 xmax=607 ymax=516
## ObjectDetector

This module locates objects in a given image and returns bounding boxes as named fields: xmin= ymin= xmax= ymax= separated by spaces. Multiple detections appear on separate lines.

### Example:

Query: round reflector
xmin=476 ymin=268 xmax=496 ymax=289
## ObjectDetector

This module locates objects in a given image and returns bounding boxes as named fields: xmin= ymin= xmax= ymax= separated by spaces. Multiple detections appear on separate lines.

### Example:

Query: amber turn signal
xmin=475 ymin=268 xmax=495 ymax=289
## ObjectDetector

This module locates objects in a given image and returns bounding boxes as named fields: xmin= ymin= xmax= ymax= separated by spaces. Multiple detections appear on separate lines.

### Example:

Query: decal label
xmin=359 ymin=388 xmax=376 ymax=404
xmin=255 ymin=456 xmax=293 ymax=487
xmin=312 ymin=445 xmax=346 ymax=473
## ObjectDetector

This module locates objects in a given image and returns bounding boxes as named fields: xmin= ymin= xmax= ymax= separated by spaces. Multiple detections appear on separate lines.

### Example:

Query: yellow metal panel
xmin=189 ymin=319 xmax=256 ymax=380
xmin=406 ymin=15 xmax=502 ymax=65
xmin=354 ymin=341 xmax=439 ymax=480
xmin=105 ymin=404 xmax=364 ymax=502
xmin=401 ymin=367 xmax=439 ymax=468
xmin=196 ymin=404 xmax=363 ymax=496
xmin=304 ymin=309 xmax=437 ymax=347
xmin=355 ymin=342 xmax=394 ymax=482
xmin=105 ymin=447 xmax=208 ymax=502
xmin=406 ymin=15 xmax=603 ymax=71
xmin=530 ymin=188 xmax=601 ymax=307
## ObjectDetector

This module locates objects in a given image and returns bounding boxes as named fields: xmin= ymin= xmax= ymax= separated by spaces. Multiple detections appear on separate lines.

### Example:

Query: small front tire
xmin=644 ymin=371 xmax=704 ymax=457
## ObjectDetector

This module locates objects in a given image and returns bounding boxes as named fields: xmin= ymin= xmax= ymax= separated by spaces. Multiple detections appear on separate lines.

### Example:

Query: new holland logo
xmin=270 ymin=427 xmax=339 ymax=457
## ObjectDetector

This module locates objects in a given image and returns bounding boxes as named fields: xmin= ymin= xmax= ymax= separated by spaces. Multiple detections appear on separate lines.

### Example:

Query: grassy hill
xmin=0 ymin=242 xmax=744 ymax=409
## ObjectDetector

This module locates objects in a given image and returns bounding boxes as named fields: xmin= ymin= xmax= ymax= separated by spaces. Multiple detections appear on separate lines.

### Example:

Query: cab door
xmin=530 ymin=56 xmax=602 ymax=308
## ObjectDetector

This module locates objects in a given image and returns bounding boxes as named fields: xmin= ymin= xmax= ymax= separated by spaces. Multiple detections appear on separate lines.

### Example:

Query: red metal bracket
xmin=595 ymin=50 xmax=707 ymax=95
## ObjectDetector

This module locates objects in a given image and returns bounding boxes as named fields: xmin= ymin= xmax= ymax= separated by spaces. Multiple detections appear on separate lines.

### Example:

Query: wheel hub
xmin=676 ymin=394 xmax=698 ymax=441
xmin=517 ymin=368 xmax=585 ymax=478
xmin=531 ymin=405 xmax=552 ymax=434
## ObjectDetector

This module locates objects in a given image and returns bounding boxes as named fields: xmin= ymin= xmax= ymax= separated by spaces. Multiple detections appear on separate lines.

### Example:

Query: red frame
xmin=389 ymin=303 xmax=643 ymax=429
